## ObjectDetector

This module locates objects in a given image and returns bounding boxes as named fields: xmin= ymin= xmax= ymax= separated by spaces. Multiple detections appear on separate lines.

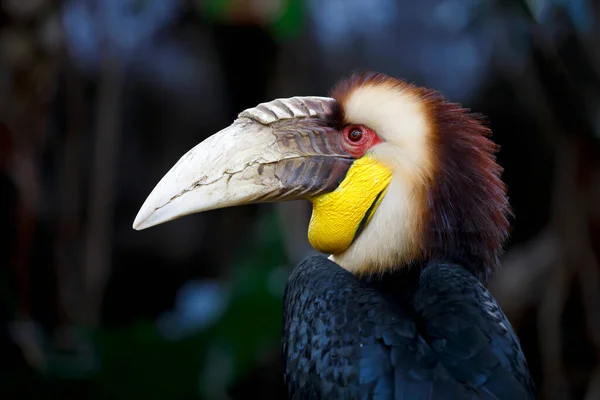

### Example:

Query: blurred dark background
xmin=1 ymin=0 xmax=600 ymax=399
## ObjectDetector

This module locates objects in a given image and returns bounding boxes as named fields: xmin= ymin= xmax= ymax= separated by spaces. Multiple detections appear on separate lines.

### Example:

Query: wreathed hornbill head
xmin=134 ymin=72 xmax=509 ymax=280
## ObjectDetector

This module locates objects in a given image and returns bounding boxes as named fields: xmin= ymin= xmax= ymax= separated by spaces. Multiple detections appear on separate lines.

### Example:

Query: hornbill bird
xmin=133 ymin=72 xmax=537 ymax=399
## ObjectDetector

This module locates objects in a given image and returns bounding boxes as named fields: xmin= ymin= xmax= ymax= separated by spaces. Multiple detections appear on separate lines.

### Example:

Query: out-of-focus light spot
xmin=253 ymin=0 xmax=286 ymax=22
xmin=557 ymin=0 xmax=593 ymax=33
xmin=434 ymin=0 xmax=473 ymax=32
xmin=156 ymin=280 xmax=227 ymax=341
xmin=309 ymin=0 xmax=398 ymax=49
xmin=61 ymin=0 xmax=183 ymax=72
xmin=529 ymin=0 xmax=594 ymax=33
xmin=135 ymin=41 xmax=200 ymax=94
xmin=525 ymin=0 xmax=544 ymax=22
xmin=62 ymin=1 xmax=102 ymax=70
xmin=419 ymin=38 xmax=484 ymax=99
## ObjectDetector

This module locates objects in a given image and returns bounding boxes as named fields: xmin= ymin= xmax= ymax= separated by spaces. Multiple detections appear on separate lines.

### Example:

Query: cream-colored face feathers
xmin=330 ymin=80 xmax=435 ymax=275
xmin=342 ymin=82 xmax=434 ymax=179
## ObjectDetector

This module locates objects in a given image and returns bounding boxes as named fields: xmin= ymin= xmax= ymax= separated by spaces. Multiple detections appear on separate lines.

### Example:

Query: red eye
xmin=342 ymin=125 xmax=381 ymax=157
xmin=348 ymin=128 xmax=363 ymax=142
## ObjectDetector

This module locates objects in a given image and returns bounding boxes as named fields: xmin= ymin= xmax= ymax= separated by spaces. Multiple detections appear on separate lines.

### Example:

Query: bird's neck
xmin=358 ymin=261 xmax=422 ymax=302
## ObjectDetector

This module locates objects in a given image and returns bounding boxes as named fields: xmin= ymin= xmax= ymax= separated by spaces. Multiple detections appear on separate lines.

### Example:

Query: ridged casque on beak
xmin=133 ymin=96 xmax=353 ymax=230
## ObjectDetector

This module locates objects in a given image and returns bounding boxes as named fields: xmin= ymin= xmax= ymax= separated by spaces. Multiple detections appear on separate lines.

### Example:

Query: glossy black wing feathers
xmin=284 ymin=256 xmax=472 ymax=399
xmin=414 ymin=263 xmax=537 ymax=398
xmin=283 ymin=256 xmax=536 ymax=399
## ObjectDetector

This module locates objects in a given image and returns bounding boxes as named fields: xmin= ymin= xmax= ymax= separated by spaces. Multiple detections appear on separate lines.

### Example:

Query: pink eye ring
xmin=341 ymin=125 xmax=381 ymax=157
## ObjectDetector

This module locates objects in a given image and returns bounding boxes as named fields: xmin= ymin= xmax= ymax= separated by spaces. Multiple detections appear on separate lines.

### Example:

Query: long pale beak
xmin=133 ymin=96 xmax=353 ymax=230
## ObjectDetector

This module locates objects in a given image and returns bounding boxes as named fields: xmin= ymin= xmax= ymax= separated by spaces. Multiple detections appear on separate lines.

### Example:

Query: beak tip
xmin=132 ymin=208 xmax=153 ymax=231
xmin=132 ymin=218 xmax=145 ymax=231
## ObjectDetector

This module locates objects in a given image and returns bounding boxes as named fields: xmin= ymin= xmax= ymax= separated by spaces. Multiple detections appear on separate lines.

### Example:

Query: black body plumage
xmin=283 ymin=256 xmax=537 ymax=399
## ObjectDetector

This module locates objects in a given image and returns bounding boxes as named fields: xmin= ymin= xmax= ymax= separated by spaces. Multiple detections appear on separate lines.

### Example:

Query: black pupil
xmin=349 ymin=130 xmax=362 ymax=141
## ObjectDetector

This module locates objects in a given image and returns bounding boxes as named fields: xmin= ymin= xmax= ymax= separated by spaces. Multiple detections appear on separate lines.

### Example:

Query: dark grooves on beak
xmin=250 ymin=111 xmax=356 ymax=203
xmin=255 ymin=155 xmax=353 ymax=202
xmin=133 ymin=96 xmax=349 ymax=230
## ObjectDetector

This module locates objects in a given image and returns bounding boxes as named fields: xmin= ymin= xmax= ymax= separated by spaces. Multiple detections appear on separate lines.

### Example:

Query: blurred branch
xmin=539 ymin=134 xmax=578 ymax=400
xmin=56 ymin=63 xmax=85 ymax=325
xmin=82 ymin=46 xmax=123 ymax=325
